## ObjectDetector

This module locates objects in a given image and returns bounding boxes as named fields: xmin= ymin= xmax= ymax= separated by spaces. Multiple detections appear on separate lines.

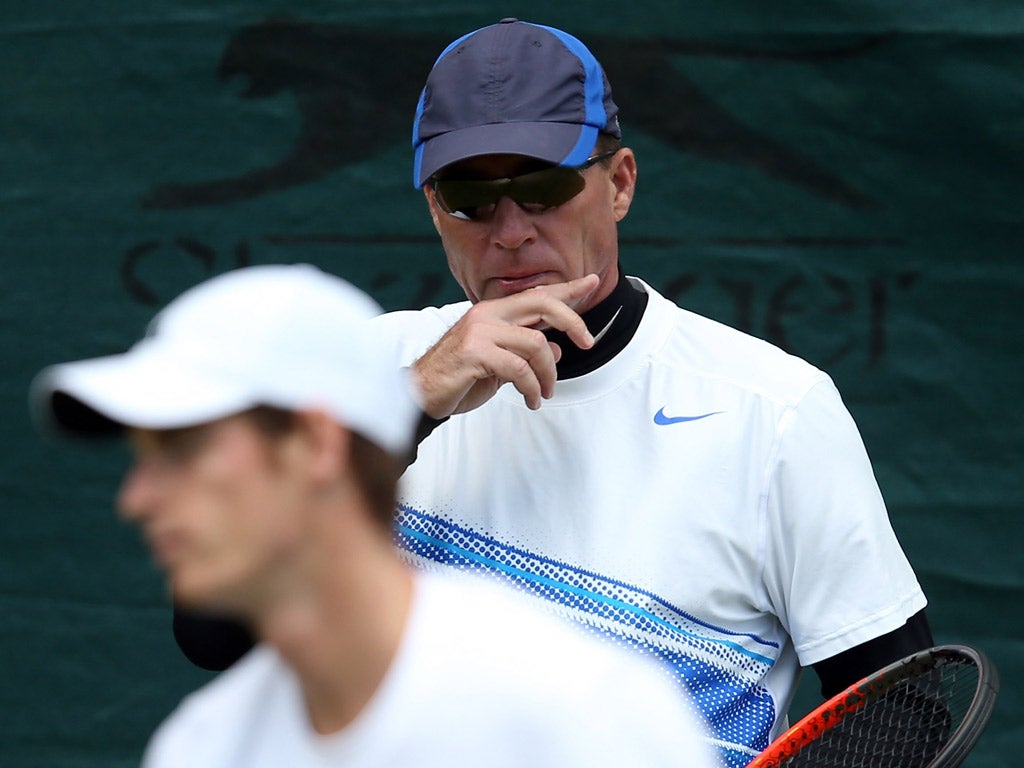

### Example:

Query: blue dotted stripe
xmin=394 ymin=507 xmax=780 ymax=756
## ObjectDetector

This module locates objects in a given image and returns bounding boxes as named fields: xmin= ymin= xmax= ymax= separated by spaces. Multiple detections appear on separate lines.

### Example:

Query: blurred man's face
xmin=117 ymin=414 xmax=308 ymax=614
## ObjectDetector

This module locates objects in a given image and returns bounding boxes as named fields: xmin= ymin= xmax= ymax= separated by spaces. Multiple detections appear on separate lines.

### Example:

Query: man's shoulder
xmin=416 ymin=572 xmax=671 ymax=685
xmin=142 ymin=646 xmax=285 ymax=765
xmin=416 ymin=572 xmax=597 ymax=659
xmin=369 ymin=301 xmax=472 ymax=363
xmin=374 ymin=300 xmax=471 ymax=331
xmin=411 ymin=572 xmax=715 ymax=762
xmin=638 ymin=278 xmax=831 ymax=401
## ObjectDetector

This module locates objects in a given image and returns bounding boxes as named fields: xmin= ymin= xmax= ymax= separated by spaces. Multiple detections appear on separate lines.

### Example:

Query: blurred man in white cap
xmin=32 ymin=264 xmax=715 ymax=768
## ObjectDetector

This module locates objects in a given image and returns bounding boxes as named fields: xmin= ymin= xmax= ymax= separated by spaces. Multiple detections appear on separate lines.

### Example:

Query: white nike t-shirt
xmin=373 ymin=278 xmax=927 ymax=768
xmin=141 ymin=571 xmax=714 ymax=767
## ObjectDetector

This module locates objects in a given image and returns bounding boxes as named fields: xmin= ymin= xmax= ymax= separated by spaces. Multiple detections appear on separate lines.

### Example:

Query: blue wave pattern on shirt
xmin=395 ymin=505 xmax=777 ymax=766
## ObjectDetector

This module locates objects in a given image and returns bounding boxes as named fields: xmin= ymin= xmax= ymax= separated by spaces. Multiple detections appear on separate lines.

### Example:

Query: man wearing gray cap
xmin=171 ymin=19 xmax=934 ymax=768
xmin=392 ymin=19 xmax=933 ymax=768
xmin=32 ymin=264 xmax=715 ymax=767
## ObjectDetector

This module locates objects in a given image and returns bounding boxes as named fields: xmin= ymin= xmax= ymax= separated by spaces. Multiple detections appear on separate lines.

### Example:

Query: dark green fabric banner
xmin=2 ymin=3 xmax=1020 ymax=765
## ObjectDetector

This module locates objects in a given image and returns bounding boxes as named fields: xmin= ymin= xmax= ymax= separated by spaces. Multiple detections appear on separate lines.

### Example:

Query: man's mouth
xmin=491 ymin=271 xmax=553 ymax=294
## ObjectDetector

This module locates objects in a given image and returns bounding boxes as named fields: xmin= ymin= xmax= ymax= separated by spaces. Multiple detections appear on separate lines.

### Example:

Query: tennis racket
xmin=748 ymin=644 xmax=999 ymax=768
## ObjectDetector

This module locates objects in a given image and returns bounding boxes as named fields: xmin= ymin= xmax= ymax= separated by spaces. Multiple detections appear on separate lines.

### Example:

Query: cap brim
xmin=32 ymin=345 xmax=254 ymax=437
xmin=416 ymin=122 xmax=597 ymax=187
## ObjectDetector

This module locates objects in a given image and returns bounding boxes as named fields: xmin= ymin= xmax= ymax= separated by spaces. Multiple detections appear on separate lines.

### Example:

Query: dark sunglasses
xmin=431 ymin=150 xmax=618 ymax=222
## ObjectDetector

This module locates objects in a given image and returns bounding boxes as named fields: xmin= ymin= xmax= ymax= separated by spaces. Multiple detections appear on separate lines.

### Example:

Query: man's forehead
xmin=438 ymin=153 xmax=555 ymax=181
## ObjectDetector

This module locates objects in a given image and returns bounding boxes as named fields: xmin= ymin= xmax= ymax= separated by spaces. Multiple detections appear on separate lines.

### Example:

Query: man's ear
xmin=423 ymin=186 xmax=443 ymax=233
xmin=292 ymin=409 xmax=351 ymax=484
xmin=609 ymin=149 xmax=637 ymax=223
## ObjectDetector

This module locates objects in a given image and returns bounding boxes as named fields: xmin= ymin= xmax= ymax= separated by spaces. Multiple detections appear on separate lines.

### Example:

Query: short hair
xmin=594 ymin=132 xmax=622 ymax=158
xmin=245 ymin=405 xmax=403 ymax=528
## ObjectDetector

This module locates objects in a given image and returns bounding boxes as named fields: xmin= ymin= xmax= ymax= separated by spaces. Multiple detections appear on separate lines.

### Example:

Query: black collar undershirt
xmin=544 ymin=269 xmax=648 ymax=380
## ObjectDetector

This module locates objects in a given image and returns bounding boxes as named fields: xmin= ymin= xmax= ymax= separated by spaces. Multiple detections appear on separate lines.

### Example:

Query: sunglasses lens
xmin=434 ymin=166 xmax=587 ymax=221
xmin=432 ymin=180 xmax=496 ymax=219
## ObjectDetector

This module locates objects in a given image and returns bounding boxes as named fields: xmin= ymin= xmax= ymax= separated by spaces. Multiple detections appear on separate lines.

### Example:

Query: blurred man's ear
xmin=291 ymin=409 xmax=352 ymax=484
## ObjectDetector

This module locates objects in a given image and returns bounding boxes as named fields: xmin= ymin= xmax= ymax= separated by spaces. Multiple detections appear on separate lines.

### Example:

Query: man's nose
xmin=116 ymin=462 xmax=160 ymax=523
xmin=489 ymin=197 xmax=537 ymax=250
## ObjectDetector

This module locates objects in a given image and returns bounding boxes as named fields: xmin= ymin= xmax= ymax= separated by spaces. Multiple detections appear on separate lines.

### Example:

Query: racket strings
xmin=779 ymin=660 xmax=978 ymax=768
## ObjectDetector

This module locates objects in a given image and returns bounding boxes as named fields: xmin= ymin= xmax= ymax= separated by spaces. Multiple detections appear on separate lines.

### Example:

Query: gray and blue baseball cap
xmin=412 ymin=18 xmax=621 ymax=188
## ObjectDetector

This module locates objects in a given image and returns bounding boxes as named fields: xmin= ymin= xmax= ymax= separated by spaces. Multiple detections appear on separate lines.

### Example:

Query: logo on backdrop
xmin=139 ymin=18 xmax=883 ymax=211
xmin=123 ymin=18 xmax=919 ymax=370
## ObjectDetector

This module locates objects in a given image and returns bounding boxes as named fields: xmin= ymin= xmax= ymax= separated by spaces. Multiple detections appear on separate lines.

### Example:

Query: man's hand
xmin=413 ymin=274 xmax=600 ymax=418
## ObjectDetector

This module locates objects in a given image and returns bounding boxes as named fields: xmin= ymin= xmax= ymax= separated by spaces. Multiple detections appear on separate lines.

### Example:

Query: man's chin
xmin=171 ymin=576 xmax=241 ymax=616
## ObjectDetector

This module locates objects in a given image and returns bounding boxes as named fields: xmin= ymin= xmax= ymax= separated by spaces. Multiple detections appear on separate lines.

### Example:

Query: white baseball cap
xmin=31 ymin=263 xmax=420 ymax=456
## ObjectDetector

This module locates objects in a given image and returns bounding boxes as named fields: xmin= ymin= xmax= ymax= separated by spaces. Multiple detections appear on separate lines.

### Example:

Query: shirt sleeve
xmin=761 ymin=377 xmax=927 ymax=666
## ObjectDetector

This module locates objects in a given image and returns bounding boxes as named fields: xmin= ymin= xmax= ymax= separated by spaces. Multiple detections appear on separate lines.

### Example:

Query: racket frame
xmin=748 ymin=644 xmax=999 ymax=768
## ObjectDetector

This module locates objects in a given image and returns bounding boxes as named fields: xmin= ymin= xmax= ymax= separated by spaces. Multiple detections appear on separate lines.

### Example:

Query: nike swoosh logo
xmin=653 ymin=407 xmax=723 ymax=425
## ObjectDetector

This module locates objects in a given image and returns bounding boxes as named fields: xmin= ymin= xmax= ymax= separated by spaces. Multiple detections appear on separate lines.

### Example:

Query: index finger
xmin=516 ymin=273 xmax=601 ymax=348
xmin=527 ymin=273 xmax=601 ymax=311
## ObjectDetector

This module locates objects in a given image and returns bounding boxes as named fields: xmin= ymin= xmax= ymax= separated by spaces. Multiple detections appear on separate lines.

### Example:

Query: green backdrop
xmin=2 ymin=2 xmax=1021 ymax=765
